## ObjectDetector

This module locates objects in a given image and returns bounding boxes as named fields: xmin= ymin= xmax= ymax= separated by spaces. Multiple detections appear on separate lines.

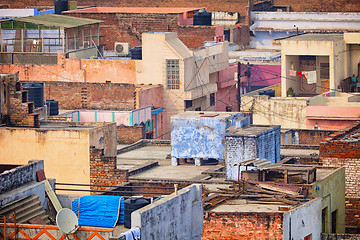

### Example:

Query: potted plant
xmin=287 ymin=87 xmax=295 ymax=97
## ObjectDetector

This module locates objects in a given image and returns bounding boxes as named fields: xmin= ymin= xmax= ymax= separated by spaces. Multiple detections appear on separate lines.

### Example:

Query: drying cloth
xmin=72 ymin=195 xmax=124 ymax=228
xmin=304 ymin=70 xmax=317 ymax=84
xmin=289 ymin=70 xmax=296 ymax=76
xmin=296 ymin=71 xmax=303 ymax=77
xmin=131 ymin=228 xmax=141 ymax=239
xmin=123 ymin=230 xmax=134 ymax=240
xmin=122 ymin=228 xmax=141 ymax=240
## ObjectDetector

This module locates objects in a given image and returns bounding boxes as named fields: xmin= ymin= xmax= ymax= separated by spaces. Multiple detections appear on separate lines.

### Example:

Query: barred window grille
xmin=166 ymin=59 xmax=180 ymax=90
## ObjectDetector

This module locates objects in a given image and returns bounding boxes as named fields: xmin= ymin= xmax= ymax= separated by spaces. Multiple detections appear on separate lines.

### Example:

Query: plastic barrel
xmin=54 ymin=0 xmax=68 ymax=14
xmin=194 ymin=9 xmax=212 ymax=26
xmin=46 ymin=99 xmax=59 ymax=116
xmin=130 ymin=47 xmax=142 ymax=60
xmin=22 ymin=82 xmax=44 ymax=108
xmin=124 ymin=197 xmax=150 ymax=228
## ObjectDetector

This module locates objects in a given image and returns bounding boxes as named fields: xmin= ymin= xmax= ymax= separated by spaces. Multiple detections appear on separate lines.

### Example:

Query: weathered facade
xmin=320 ymin=121 xmax=360 ymax=231
xmin=225 ymin=125 xmax=281 ymax=180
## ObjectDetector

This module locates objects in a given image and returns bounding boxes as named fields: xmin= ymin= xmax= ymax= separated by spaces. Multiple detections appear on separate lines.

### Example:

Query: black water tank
xmin=46 ymin=99 xmax=59 ymax=116
xmin=193 ymin=9 xmax=212 ymax=26
xmin=54 ymin=0 xmax=68 ymax=14
xmin=124 ymin=197 xmax=150 ymax=228
xmin=130 ymin=47 xmax=142 ymax=60
xmin=22 ymin=82 xmax=44 ymax=108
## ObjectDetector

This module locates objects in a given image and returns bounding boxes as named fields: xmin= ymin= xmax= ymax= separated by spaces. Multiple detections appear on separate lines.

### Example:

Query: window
xmin=166 ymin=59 xmax=180 ymax=90
xmin=195 ymin=107 xmax=201 ymax=111
xmin=185 ymin=100 xmax=192 ymax=109
xmin=210 ymin=93 xmax=215 ymax=106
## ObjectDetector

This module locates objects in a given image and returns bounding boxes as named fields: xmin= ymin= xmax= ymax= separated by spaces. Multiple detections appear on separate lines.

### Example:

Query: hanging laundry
xmin=289 ymin=70 xmax=296 ymax=76
xmin=304 ymin=70 xmax=317 ymax=84
xmin=296 ymin=71 xmax=303 ymax=77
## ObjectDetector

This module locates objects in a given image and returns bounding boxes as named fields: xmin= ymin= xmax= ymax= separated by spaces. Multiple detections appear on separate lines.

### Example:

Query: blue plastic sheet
xmin=72 ymin=195 xmax=124 ymax=228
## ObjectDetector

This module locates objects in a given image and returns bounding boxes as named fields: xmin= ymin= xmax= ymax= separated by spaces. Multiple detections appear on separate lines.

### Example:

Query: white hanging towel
xmin=304 ymin=70 xmax=317 ymax=84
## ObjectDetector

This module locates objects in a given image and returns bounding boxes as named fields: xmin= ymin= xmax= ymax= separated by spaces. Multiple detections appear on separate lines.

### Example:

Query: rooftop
xmin=226 ymin=125 xmax=279 ymax=136
xmin=0 ymin=14 xmax=102 ymax=29
xmin=171 ymin=111 xmax=240 ymax=120
xmin=281 ymin=33 xmax=344 ymax=42
xmin=64 ymin=7 xmax=202 ymax=14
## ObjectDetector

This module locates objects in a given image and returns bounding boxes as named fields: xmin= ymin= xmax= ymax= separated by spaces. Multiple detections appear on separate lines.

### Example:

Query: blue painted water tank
xmin=193 ymin=9 xmax=212 ymax=26
xmin=22 ymin=82 xmax=44 ymax=108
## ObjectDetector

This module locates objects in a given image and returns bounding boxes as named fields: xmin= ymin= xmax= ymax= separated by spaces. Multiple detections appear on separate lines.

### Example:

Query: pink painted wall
xmin=306 ymin=106 xmax=360 ymax=130
xmin=178 ymin=13 xmax=194 ymax=26
xmin=216 ymin=63 xmax=281 ymax=111
xmin=137 ymin=85 xmax=163 ymax=109
xmin=0 ymin=54 xmax=137 ymax=84
xmin=247 ymin=64 xmax=281 ymax=87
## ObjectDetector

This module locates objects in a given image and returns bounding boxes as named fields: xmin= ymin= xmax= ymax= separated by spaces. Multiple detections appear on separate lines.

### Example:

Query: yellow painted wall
xmin=0 ymin=128 xmax=91 ymax=191
xmin=311 ymin=167 xmax=346 ymax=233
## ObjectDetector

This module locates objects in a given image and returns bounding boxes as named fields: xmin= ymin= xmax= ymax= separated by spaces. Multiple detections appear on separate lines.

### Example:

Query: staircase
xmin=0 ymin=195 xmax=50 ymax=225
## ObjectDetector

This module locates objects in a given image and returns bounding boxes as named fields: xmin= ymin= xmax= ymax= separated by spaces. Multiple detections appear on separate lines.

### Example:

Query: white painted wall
xmin=132 ymin=184 xmax=203 ymax=240
xmin=283 ymin=198 xmax=322 ymax=240
xmin=250 ymin=12 xmax=360 ymax=31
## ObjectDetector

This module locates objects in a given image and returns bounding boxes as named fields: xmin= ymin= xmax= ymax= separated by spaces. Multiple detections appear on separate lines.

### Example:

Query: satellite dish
xmin=56 ymin=208 xmax=79 ymax=234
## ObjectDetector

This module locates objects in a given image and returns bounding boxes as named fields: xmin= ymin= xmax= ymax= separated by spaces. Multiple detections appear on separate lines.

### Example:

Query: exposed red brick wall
xmin=345 ymin=198 xmax=360 ymax=228
xmin=202 ymin=212 xmax=283 ymax=239
xmin=117 ymin=125 xmax=144 ymax=144
xmin=2 ymin=0 xmax=360 ymax=18
xmin=64 ymin=12 xmax=218 ymax=49
xmin=89 ymin=147 xmax=128 ymax=193
xmin=3 ymin=74 xmax=40 ymax=127
xmin=43 ymin=81 xmax=136 ymax=110
xmin=177 ymin=26 xmax=217 ymax=49
xmin=319 ymin=122 xmax=360 ymax=228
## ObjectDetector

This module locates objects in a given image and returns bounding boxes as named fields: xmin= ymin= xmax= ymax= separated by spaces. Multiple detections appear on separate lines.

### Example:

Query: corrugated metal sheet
xmin=0 ymin=14 xmax=102 ymax=29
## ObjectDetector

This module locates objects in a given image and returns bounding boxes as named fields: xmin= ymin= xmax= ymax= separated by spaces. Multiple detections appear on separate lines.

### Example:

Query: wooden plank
xmin=43 ymin=179 xmax=62 ymax=213
xmin=256 ymin=183 xmax=300 ymax=196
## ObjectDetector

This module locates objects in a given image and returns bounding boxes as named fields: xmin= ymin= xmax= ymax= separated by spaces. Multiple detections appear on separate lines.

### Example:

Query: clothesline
xmin=289 ymin=69 xmax=317 ymax=84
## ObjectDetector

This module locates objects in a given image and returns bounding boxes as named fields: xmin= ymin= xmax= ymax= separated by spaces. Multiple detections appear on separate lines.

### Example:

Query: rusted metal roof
xmin=0 ymin=14 xmax=102 ymax=29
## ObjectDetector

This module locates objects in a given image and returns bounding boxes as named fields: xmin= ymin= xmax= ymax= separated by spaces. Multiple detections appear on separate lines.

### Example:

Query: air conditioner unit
xmin=114 ymin=42 xmax=129 ymax=56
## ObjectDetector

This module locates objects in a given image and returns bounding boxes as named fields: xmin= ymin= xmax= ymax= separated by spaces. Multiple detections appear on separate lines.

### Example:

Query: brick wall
xmin=89 ymin=147 xmax=128 ymax=193
xmin=117 ymin=125 xmax=144 ymax=144
xmin=2 ymin=74 xmax=40 ymax=127
xmin=319 ymin=122 xmax=360 ymax=229
xmin=44 ymin=81 xmax=136 ymax=110
xmin=3 ymin=0 xmax=360 ymax=18
xmin=202 ymin=212 xmax=283 ymax=239
xmin=281 ymin=129 xmax=336 ymax=145
xmin=64 ymin=12 xmax=218 ymax=49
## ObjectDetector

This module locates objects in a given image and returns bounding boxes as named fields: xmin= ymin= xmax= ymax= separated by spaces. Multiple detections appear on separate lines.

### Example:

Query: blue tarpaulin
xmin=72 ymin=195 xmax=124 ymax=228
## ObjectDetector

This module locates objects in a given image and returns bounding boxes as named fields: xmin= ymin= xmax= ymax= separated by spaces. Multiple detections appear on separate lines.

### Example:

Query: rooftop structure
xmin=0 ymin=14 xmax=102 ymax=59
xmin=170 ymin=111 xmax=245 ymax=166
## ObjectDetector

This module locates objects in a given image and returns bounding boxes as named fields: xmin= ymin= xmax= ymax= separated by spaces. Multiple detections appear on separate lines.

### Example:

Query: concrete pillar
xmin=195 ymin=158 xmax=202 ymax=166
xmin=171 ymin=157 xmax=178 ymax=166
